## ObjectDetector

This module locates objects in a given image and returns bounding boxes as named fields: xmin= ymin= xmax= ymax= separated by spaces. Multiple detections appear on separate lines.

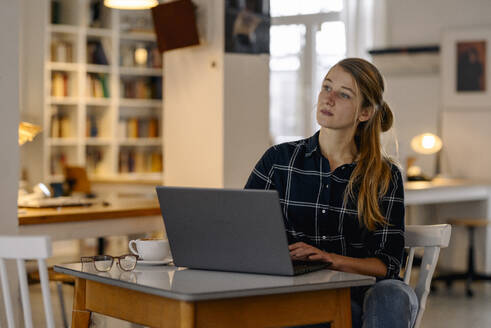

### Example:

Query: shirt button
xmin=322 ymin=209 xmax=326 ymax=214
xmin=322 ymin=236 xmax=327 ymax=240
xmin=325 ymin=184 xmax=329 ymax=188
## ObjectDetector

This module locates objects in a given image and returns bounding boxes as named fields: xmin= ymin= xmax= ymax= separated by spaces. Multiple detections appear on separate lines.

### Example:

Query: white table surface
xmin=54 ymin=262 xmax=375 ymax=301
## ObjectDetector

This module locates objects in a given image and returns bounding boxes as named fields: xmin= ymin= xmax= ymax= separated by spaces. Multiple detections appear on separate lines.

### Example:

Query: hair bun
xmin=380 ymin=101 xmax=393 ymax=132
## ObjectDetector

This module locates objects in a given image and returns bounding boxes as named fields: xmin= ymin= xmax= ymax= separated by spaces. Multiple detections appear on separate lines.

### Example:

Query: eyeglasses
xmin=80 ymin=254 xmax=137 ymax=272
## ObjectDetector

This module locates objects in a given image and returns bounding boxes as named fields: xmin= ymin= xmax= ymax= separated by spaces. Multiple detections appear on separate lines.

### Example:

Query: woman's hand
xmin=288 ymin=242 xmax=335 ymax=264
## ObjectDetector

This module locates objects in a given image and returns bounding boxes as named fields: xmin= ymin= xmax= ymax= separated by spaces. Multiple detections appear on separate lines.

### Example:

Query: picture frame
xmin=442 ymin=27 xmax=491 ymax=108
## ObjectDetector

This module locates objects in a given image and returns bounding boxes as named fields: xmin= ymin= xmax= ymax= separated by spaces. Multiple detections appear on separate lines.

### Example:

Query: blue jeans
xmin=289 ymin=279 xmax=418 ymax=328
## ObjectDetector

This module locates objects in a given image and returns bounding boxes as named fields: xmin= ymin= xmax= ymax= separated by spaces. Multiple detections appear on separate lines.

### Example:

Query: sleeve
xmin=244 ymin=146 xmax=277 ymax=190
xmin=366 ymin=165 xmax=405 ymax=279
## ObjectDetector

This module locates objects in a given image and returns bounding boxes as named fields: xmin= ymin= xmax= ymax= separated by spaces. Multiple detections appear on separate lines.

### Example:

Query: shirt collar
xmin=304 ymin=131 xmax=358 ymax=168
xmin=304 ymin=131 xmax=320 ymax=157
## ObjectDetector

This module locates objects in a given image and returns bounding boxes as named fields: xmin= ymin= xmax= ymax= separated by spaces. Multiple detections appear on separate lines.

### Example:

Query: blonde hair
xmin=335 ymin=58 xmax=396 ymax=231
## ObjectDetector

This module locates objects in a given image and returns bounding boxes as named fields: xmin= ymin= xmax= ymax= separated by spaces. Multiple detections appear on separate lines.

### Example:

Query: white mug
xmin=128 ymin=238 xmax=170 ymax=261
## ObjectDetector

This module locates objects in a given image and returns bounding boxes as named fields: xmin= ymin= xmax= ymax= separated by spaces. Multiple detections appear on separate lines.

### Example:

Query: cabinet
xmin=44 ymin=0 xmax=163 ymax=183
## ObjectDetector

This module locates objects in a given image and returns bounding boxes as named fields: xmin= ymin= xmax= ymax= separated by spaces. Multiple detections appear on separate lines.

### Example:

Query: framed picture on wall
xmin=442 ymin=28 xmax=491 ymax=108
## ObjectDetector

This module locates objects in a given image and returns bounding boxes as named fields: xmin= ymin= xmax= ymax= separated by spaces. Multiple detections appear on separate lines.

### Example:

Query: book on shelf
xmin=51 ymin=40 xmax=73 ymax=62
xmin=87 ymin=73 xmax=109 ymax=98
xmin=87 ymin=40 xmax=109 ymax=65
xmin=86 ymin=147 xmax=103 ymax=175
xmin=120 ymin=117 xmax=159 ymax=138
xmin=127 ymin=117 xmax=139 ymax=138
xmin=121 ymin=77 xmax=162 ymax=99
xmin=86 ymin=115 xmax=99 ymax=137
xmin=51 ymin=72 xmax=69 ymax=97
xmin=50 ymin=114 xmax=71 ymax=138
xmin=119 ymin=149 xmax=162 ymax=173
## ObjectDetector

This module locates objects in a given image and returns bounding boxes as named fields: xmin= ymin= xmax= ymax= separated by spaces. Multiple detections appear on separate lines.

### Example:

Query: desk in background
xmin=17 ymin=198 xmax=163 ymax=241
xmin=55 ymin=263 xmax=375 ymax=328
xmin=405 ymin=178 xmax=491 ymax=273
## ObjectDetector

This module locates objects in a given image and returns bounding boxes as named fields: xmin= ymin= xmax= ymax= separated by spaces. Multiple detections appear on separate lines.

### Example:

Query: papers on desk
xmin=18 ymin=196 xmax=96 ymax=208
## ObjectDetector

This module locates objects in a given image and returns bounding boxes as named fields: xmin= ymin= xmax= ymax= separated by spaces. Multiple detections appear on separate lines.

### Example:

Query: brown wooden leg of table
xmin=71 ymin=278 xmax=91 ymax=328
xmin=331 ymin=288 xmax=352 ymax=328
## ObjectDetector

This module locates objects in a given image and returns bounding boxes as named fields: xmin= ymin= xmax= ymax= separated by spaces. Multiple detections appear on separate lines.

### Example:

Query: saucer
xmin=137 ymin=258 xmax=173 ymax=266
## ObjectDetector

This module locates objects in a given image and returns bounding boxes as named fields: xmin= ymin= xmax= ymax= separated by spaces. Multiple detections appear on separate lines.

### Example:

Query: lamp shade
xmin=18 ymin=122 xmax=41 ymax=146
xmin=410 ymin=133 xmax=442 ymax=155
xmin=104 ymin=0 xmax=158 ymax=10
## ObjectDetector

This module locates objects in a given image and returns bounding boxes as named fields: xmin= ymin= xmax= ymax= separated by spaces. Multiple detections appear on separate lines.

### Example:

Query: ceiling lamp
xmin=104 ymin=0 xmax=158 ymax=10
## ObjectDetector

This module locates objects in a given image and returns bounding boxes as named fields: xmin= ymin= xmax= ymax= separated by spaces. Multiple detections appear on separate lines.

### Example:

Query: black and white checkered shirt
xmin=245 ymin=131 xmax=405 ymax=279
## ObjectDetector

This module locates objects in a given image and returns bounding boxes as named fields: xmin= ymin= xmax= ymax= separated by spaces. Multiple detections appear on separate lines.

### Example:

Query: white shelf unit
xmin=43 ymin=0 xmax=163 ymax=183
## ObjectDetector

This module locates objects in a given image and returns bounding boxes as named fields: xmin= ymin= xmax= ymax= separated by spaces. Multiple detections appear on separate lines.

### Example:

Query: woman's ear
xmin=358 ymin=106 xmax=373 ymax=122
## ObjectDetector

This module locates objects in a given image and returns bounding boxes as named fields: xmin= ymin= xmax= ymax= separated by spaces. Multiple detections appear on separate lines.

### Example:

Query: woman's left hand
xmin=288 ymin=242 xmax=331 ymax=263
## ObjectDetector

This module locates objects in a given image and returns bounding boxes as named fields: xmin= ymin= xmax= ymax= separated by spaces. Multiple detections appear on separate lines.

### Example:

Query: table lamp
xmin=104 ymin=0 xmax=158 ymax=10
xmin=18 ymin=121 xmax=41 ymax=146
xmin=407 ymin=133 xmax=443 ymax=181
xmin=18 ymin=121 xmax=42 ymax=213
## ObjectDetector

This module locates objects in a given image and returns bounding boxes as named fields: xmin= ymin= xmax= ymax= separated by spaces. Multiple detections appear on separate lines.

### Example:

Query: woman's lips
xmin=320 ymin=109 xmax=333 ymax=116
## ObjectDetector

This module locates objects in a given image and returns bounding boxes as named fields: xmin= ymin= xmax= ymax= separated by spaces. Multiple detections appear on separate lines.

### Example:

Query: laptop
xmin=155 ymin=186 xmax=331 ymax=276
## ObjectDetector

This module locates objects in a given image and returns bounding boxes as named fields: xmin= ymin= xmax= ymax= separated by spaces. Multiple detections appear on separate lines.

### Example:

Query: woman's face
xmin=316 ymin=65 xmax=366 ymax=131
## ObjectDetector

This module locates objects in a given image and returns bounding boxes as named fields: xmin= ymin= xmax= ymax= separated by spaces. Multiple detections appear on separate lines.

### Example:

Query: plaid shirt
xmin=245 ymin=131 xmax=405 ymax=279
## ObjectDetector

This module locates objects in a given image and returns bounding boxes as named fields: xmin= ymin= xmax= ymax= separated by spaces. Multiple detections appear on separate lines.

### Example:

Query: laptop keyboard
xmin=292 ymin=260 xmax=331 ymax=275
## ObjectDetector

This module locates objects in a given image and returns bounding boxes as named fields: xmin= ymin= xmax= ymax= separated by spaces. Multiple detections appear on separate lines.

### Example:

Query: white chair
xmin=403 ymin=224 xmax=452 ymax=328
xmin=0 ymin=235 xmax=55 ymax=328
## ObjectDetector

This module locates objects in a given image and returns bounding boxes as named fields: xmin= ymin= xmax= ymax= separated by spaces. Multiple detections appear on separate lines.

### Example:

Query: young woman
xmin=245 ymin=58 xmax=418 ymax=328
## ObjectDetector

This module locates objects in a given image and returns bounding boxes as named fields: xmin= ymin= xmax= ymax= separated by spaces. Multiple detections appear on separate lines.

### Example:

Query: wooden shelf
xmin=119 ymin=66 xmax=162 ymax=76
xmin=42 ymin=2 xmax=163 ymax=183
xmin=86 ymin=28 xmax=113 ymax=38
xmin=85 ymin=138 xmax=112 ymax=146
xmin=119 ymin=138 xmax=162 ymax=146
xmin=120 ymin=31 xmax=156 ymax=41
xmin=49 ymin=24 xmax=79 ymax=34
xmin=85 ymin=98 xmax=111 ymax=106
xmin=86 ymin=64 xmax=112 ymax=73
xmin=119 ymin=99 xmax=162 ymax=107
xmin=48 ymin=97 xmax=79 ymax=105
xmin=48 ymin=138 xmax=78 ymax=146
xmin=47 ymin=62 xmax=79 ymax=71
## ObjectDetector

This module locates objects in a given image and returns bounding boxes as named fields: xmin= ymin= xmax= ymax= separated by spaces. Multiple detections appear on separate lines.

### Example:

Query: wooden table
xmin=55 ymin=263 xmax=375 ymax=328
xmin=17 ymin=198 xmax=163 ymax=241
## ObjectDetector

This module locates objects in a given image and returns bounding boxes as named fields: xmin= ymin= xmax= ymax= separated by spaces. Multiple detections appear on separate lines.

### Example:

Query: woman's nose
xmin=325 ymin=90 xmax=335 ymax=105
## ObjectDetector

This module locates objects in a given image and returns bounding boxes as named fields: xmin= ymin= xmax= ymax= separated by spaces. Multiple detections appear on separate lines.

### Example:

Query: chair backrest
xmin=404 ymin=224 xmax=452 ymax=328
xmin=0 ymin=235 xmax=54 ymax=328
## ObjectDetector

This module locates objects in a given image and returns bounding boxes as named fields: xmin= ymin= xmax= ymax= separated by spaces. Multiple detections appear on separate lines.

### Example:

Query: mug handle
xmin=128 ymin=240 xmax=139 ymax=256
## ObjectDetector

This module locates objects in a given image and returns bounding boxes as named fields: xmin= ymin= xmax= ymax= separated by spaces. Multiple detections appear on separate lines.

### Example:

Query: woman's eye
xmin=340 ymin=93 xmax=351 ymax=99
xmin=323 ymin=85 xmax=331 ymax=91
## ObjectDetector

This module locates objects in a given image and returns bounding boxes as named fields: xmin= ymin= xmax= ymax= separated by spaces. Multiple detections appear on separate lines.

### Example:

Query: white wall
xmin=384 ymin=0 xmax=491 ymax=179
xmin=0 ymin=0 xmax=21 ymax=324
xmin=387 ymin=0 xmax=491 ymax=46
xmin=0 ymin=0 xmax=20 ymax=233
xmin=164 ymin=0 xmax=270 ymax=188
xmin=163 ymin=0 xmax=225 ymax=188
xmin=224 ymin=54 xmax=270 ymax=188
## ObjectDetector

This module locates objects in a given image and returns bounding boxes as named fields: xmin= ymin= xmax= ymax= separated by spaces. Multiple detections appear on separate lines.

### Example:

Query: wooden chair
xmin=0 ymin=235 xmax=55 ymax=328
xmin=403 ymin=224 xmax=452 ymax=328
xmin=433 ymin=218 xmax=491 ymax=297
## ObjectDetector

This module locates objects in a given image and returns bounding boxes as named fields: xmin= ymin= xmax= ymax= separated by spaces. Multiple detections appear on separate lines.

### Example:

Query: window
xmin=270 ymin=0 xmax=369 ymax=142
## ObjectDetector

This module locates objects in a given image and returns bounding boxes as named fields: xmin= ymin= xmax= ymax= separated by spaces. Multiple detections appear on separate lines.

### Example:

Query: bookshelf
xmin=44 ymin=0 xmax=163 ymax=183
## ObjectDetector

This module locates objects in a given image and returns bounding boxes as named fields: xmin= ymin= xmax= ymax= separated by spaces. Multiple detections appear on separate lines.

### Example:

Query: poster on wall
xmin=225 ymin=0 xmax=270 ymax=54
xmin=442 ymin=28 xmax=491 ymax=108
xmin=456 ymin=41 xmax=486 ymax=92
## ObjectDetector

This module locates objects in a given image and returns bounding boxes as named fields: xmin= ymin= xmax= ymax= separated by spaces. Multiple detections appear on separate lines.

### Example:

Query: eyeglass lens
xmin=93 ymin=255 xmax=114 ymax=272
xmin=118 ymin=255 xmax=137 ymax=271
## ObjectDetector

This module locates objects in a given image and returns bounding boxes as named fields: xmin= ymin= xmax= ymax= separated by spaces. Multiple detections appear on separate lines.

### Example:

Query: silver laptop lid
xmin=156 ymin=186 xmax=295 ymax=276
